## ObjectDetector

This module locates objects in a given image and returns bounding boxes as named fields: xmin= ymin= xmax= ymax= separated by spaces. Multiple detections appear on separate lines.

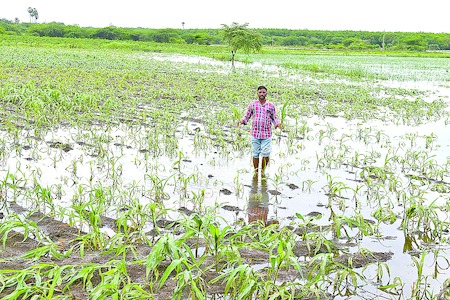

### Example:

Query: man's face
xmin=258 ymin=88 xmax=267 ymax=101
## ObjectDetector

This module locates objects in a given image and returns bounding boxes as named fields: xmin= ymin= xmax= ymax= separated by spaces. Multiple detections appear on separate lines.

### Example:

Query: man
xmin=238 ymin=86 xmax=281 ymax=176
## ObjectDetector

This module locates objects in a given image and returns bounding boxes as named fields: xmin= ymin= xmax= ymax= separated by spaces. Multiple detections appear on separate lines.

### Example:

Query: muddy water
xmin=3 ymin=108 xmax=449 ymax=298
xmin=1 ymin=53 xmax=449 ymax=298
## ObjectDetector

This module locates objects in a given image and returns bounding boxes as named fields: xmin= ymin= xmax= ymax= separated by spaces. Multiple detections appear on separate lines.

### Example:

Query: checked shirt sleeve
xmin=241 ymin=102 xmax=254 ymax=125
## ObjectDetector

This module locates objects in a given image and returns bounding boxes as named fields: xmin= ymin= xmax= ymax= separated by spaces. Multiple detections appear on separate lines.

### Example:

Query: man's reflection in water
xmin=247 ymin=176 xmax=275 ymax=226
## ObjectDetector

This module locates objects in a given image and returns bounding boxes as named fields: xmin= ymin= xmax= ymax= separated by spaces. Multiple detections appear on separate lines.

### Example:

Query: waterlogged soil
xmin=1 ymin=111 xmax=450 ymax=298
xmin=1 ymin=50 xmax=450 ymax=299
xmin=0 ymin=202 xmax=396 ymax=299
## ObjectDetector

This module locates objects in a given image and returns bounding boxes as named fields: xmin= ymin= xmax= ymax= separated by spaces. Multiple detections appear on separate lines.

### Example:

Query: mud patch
xmin=335 ymin=250 xmax=394 ymax=268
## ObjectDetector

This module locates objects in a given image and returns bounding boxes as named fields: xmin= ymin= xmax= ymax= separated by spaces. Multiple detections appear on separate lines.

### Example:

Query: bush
xmin=90 ymin=26 xmax=127 ymax=40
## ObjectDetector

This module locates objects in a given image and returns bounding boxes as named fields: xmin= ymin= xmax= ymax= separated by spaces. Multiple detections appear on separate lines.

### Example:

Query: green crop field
xmin=0 ymin=35 xmax=449 ymax=299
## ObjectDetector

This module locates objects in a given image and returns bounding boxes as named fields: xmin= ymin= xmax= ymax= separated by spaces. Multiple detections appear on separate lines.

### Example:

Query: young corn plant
xmin=172 ymin=268 xmax=207 ymax=300
xmin=207 ymin=223 xmax=233 ymax=272
xmin=101 ymin=232 xmax=139 ymax=259
xmin=210 ymin=264 xmax=261 ymax=299
xmin=144 ymin=173 xmax=174 ymax=202
xmin=330 ymin=212 xmax=375 ymax=241
xmin=0 ymin=212 xmax=47 ymax=246
xmin=89 ymin=260 xmax=135 ymax=299
xmin=322 ymin=173 xmax=352 ymax=200
xmin=267 ymin=228 xmax=304 ymax=284
xmin=410 ymin=251 xmax=434 ymax=299
xmin=145 ymin=234 xmax=197 ymax=289
xmin=332 ymin=260 xmax=365 ymax=297
xmin=279 ymin=100 xmax=289 ymax=127
xmin=71 ymin=200 xmax=108 ymax=256
xmin=21 ymin=241 xmax=70 ymax=261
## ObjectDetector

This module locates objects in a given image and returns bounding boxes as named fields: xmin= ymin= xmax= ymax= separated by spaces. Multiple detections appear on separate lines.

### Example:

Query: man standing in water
xmin=238 ymin=86 xmax=281 ymax=176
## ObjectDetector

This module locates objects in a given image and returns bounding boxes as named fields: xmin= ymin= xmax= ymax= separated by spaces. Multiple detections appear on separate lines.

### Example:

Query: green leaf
xmin=159 ymin=259 xmax=183 ymax=288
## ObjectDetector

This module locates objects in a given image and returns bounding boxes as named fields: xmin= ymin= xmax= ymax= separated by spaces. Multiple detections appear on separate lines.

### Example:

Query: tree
xmin=27 ymin=7 xmax=39 ymax=23
xmin=90 ymin=26 xmax=126 ymax=40
xmin=34 ymin=10 xmax=39 ymax=23
xmin=149 ymin=28 xmax=181 ymax=43
xmin=221 ymin=22 xmax=262 ymax=63
xmin=399 ymin=35 xmax=428 ymax=51
xmin=27 ymin=7 xmax=33 ymax=22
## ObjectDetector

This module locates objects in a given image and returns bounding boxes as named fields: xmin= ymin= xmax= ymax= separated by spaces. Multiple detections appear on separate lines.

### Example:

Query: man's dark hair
xmin=257 ymin=85 xmax=267 ymax=91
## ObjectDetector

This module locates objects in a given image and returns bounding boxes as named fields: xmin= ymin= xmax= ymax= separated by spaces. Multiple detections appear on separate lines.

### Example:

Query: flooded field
xmin=0 ymin=37 xmax=450 ymax=299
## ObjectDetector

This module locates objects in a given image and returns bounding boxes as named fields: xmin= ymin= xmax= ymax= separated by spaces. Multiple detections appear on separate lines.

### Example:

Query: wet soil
xmin=0 ymin=202 xmax=396 ymax=299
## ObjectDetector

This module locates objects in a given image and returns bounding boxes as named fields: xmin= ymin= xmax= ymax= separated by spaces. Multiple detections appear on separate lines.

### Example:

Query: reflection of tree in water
xmin=247 ymin=177 xmax=277 ymax=226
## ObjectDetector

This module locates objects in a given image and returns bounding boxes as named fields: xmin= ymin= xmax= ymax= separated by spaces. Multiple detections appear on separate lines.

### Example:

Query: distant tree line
xmin=1 ymin=18 xmax=449 ymax=51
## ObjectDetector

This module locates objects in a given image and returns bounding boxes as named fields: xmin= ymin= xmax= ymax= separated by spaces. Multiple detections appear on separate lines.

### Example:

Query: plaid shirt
xmin=241 ymin=100 xmax=280 ymax=139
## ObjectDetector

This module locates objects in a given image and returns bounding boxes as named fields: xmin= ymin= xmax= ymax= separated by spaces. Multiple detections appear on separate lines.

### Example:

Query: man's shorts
xmin=251 ymin=137 xmax=272 ymax=158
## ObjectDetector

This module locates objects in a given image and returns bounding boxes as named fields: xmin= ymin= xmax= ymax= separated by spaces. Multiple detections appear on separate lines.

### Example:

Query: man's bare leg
xmin=253 ymin=157 xmax=259 ymax=177
xmin=261 ymin=157 xmax=270 ymax=176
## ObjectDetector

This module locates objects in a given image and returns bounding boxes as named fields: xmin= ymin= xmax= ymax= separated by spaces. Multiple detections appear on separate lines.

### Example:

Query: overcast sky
xmin=1 ymin=0 xmax=449 ymax=33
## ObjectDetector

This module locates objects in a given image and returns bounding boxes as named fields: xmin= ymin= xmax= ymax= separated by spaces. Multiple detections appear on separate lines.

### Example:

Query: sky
xmin=1 ymin=0 xmax=449 ymax=33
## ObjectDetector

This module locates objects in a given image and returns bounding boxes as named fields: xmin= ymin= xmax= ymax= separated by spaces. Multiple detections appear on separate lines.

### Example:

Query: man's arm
xmin=271 ymin=104 xmax=281 ymax=128
xmin=238 ymin=102 xmax=254 ymax=125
